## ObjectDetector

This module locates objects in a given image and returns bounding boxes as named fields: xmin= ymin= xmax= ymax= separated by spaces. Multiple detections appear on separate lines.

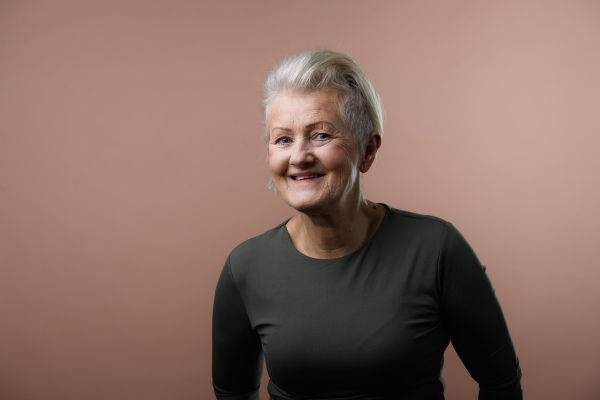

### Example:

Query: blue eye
xmin=316 ymin=133 xmax=330 ymax=140
xmin=276 ymin=137 xmax=291 ymax=144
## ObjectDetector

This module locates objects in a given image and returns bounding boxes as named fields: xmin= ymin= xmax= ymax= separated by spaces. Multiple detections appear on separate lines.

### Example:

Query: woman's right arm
xmin=212 ymin=257 xmax=264 ymax=400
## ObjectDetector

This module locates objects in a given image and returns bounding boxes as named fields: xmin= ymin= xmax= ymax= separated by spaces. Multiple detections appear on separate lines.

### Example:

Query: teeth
xmin=294 ymin=175 xmax=319 ymax=180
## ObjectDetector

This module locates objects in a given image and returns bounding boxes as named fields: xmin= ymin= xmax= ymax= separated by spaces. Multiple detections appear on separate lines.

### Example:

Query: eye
xmin=275 ymin=136 xmax=291 ymax=145
xmin=315 ymin=133 xmax=330 ymax=140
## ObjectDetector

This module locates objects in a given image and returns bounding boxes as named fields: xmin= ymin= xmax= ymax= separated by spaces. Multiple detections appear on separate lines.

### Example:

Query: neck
xmin=287 ymin=199 xmax=385 ymax=259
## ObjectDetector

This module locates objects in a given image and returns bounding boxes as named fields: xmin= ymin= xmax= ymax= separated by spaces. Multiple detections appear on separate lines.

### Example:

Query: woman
xmin=212 ymin=49 xmax=522 ymax=400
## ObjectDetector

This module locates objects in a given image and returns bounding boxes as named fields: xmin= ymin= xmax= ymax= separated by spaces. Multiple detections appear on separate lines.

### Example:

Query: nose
xmin=290 ymin=138 xmax=315 ymax=168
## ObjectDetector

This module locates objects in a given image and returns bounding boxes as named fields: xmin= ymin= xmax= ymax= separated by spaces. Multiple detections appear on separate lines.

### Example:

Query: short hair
xmin=262 ymin=49 xmax=383 ymax=148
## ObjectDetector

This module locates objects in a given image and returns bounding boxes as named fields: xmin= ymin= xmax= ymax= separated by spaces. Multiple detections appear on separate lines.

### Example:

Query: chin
xmin=286 ymin=202 xmax=320 ymax=214
xmin=284 ymin=197 xmax=327 ymax=215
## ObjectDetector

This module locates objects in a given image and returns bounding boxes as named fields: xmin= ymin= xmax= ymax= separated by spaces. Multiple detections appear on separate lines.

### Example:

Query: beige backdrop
xmin=1 ymin=1 xmax=599 ymax=399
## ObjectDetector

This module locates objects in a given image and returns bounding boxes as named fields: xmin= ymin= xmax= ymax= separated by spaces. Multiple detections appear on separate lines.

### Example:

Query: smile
xmin=290 ymin=174 xmax=324 ymax=181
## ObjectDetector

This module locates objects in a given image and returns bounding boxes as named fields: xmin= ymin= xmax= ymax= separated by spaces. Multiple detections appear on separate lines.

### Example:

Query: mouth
xmin=290 ymin=174 xmax=325 ymax=181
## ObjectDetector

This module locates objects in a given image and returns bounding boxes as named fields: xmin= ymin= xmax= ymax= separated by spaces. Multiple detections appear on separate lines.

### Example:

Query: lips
xmin=290 ymin=173 xmax=325 ymax=181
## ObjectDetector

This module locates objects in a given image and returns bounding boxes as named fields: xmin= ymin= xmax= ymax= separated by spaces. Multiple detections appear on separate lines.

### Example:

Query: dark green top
xmin=213 ymin=206 xmax=522 ymax=400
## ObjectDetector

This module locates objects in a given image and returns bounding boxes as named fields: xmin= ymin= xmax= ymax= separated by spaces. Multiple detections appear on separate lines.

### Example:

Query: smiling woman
xmin=267 ymin=89 xmax=383 ymax=258
xmin=212 ymin=49 xmax=522 ymax=400
xmin=267 ymin=89 xmax=379 ymax=220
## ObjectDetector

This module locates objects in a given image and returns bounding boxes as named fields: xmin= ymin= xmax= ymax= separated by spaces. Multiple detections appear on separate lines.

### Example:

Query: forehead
xmin=267 ymin=89 xmax=343 ymax=130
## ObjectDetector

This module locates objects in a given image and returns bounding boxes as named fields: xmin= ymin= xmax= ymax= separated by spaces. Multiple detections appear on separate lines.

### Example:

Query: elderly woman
xmin=212 ymin=49 xmax=522 ymax=400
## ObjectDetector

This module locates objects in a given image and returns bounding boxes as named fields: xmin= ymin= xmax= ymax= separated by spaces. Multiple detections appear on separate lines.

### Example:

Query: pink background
xmin=1 ymin=1 xmax=599 ymax=399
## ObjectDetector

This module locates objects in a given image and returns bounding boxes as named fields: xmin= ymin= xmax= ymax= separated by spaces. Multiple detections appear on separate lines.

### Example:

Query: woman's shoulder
xmin=382 ymin=204 xmax=452 ymax=232
xmin=377 ymin=205 xmax=473 ymax=256
xmin=382 ymin=205 xmax=479 ymax=263
xmin=227 ymin=219 xmax=291 ymax=265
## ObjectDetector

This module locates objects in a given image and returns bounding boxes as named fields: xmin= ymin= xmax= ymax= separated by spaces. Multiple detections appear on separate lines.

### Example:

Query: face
xmin=267 ymin=90 xmax=368 ymax=216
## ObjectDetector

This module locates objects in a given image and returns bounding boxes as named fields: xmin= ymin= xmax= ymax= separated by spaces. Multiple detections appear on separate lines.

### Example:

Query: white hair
xmin=262 ymin=49 xmax=383 ymax=148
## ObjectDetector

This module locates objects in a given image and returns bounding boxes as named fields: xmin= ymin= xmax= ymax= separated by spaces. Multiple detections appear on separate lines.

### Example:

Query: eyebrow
xmin=308 ymin=121 xmax=337 ymax=130
xmin=270 ymin=121 xmax=338 ymax=133
xmin=271 ymin=127 xmax=292 ymax=133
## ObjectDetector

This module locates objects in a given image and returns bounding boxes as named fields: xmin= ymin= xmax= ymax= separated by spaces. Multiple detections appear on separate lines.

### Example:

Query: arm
xmin=439 ymin=223 xmax=522 ymax=400
xmin=212 ymin=257 xmax=263 ymax=400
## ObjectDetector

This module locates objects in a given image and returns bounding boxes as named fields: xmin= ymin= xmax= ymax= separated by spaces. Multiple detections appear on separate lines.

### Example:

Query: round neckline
xmin=279 ymin=203 xmax=391 ymax=262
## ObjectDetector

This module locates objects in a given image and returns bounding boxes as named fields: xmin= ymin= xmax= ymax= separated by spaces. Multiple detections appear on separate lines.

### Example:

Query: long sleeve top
xmin=212 ymin=206 xmax=522 ymax=400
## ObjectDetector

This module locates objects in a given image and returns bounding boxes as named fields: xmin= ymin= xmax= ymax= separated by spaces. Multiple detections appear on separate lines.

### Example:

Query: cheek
xmin=323 ymin=143 xmax=360 ymax=172
xmin=268 ymin=149 xmax=287 ymax=174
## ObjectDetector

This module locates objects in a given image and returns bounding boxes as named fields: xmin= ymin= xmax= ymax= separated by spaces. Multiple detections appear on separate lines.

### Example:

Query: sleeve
xmin=438 ymin=223 xmax=523 ymax=400
xmin=212 ymin=256 xmax=264 ymax=400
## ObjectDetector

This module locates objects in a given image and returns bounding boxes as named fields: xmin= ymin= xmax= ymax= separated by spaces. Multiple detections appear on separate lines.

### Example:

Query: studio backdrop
xmin=1 ymin=1 xmax=599 ymax=399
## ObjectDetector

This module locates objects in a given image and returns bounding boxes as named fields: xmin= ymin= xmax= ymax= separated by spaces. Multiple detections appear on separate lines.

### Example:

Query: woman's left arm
xmin=439 ymin=223 xmax=523 ymax=400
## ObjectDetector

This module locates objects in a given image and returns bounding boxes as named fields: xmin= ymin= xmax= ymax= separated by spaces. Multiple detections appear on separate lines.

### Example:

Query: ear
xmin=359 ymin=132 xmax=382 ymax=173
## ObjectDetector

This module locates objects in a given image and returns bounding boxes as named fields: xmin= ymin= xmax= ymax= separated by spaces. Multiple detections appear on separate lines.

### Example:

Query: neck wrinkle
xmin=289 ymin=200 xmax=384 ymax=259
